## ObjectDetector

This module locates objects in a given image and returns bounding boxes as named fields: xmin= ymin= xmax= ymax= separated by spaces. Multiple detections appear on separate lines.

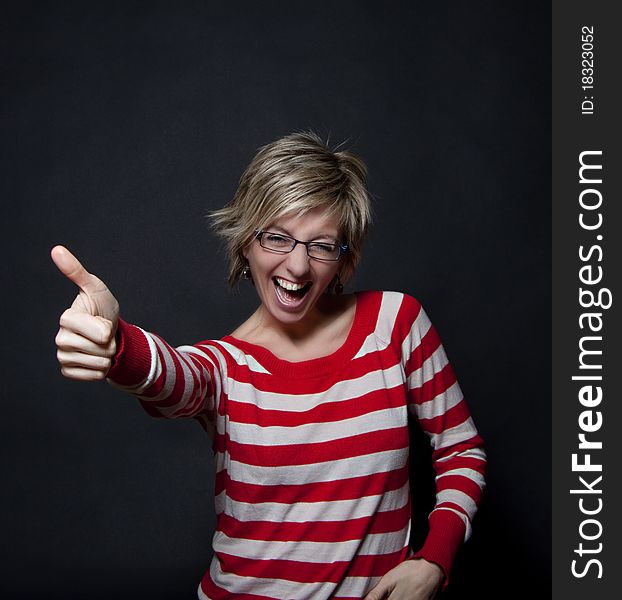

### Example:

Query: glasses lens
xmin=308 ymin=243 xmax=340 ymax=260
xmin=260 ymin=233 xmax=293 ymax=252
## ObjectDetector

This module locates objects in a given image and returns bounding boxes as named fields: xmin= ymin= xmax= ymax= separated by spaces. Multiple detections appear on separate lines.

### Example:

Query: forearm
xmin=414 ymin=440 xmax=486 ymax=583
xmin=106 ymin=319 xmax=216 ymax=419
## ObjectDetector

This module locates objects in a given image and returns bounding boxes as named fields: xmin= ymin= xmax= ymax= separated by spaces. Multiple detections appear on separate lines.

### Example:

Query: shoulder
xmin=354 ymin=290 xmax=426 ymax=342
xmin=357 ymin=290 xmax=423 ymax=319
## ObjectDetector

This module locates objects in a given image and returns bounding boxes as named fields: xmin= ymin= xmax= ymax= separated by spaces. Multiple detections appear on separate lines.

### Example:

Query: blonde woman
xmin=53 ymin=132 xmax=486 ymax=599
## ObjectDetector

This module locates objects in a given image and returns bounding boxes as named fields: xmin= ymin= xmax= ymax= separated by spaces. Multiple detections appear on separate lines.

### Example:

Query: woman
xmin=53 ymin=132 xmax=486 ymax=599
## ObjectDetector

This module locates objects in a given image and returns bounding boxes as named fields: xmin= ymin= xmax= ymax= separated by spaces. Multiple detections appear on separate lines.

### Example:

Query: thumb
xmin=51 ymin=245 xmax=119 ymax=322
xmin=51 ymin=245 xmax=106 ymax=295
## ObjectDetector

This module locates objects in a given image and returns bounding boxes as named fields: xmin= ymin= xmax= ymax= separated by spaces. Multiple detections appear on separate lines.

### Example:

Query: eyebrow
xmin=268 ymin=225 xmax=339 ymax=241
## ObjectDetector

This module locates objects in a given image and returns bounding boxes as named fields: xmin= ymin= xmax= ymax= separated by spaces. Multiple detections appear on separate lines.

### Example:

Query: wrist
xmin=408 ymin=557 xmax=444 ymax=581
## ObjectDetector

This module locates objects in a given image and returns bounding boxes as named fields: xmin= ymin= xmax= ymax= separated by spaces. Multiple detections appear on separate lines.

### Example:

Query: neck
xmin=255 ymin=294 xmax=341 ymax=344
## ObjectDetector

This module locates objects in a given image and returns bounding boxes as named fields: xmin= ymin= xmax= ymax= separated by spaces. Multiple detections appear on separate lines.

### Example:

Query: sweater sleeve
xmin=397 ymin=294 xmax=486 ymax=584
xmin=105 ymin=318 xmax=223 ymax=429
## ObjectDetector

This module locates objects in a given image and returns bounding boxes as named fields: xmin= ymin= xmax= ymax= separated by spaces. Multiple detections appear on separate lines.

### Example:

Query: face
xmin=243 ymin=207 xmax=343 ymax=328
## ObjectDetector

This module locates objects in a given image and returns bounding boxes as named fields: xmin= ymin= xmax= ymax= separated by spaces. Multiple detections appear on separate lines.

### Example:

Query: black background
xmin=2 ymin=2 xmax=550 ymax=598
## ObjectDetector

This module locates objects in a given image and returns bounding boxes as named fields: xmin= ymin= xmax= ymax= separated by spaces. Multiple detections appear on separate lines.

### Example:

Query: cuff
xmin=411 ymin=509 xmax=466 ymax=589
xmin=106 ymin=318 xmax=152 ymax=386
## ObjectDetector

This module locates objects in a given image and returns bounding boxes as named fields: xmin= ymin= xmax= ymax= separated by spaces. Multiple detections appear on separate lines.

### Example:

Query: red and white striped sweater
xmin=107 ymin=290 xmax=486 ymax=599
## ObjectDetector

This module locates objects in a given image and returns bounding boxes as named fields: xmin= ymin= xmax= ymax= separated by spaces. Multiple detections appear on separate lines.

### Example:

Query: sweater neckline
xmin=221 ymin=290 xmax=376 ymax=379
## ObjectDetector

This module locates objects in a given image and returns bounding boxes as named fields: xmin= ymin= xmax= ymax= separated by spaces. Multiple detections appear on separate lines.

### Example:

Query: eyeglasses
xmin=254 ymin=230 xmax=348 ymax=261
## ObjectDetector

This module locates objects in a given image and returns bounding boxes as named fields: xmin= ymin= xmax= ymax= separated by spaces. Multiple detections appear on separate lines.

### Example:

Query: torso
xmin=228 ymin=292 xmax=357 ymax=362
xmin=204 ymin=291 xmax=414 ymax=599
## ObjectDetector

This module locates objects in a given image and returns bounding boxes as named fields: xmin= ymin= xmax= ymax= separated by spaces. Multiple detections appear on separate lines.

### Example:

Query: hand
xmin=51 ymin=245 xmax=120 ymax=381
xmin=364 ymin=559 xmax=444 ymax=600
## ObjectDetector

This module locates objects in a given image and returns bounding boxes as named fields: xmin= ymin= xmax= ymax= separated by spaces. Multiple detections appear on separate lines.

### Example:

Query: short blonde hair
xmin=209 ymin=131 xmax=373 ymax=287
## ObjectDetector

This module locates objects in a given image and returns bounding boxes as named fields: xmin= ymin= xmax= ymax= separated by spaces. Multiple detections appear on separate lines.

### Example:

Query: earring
xmin=334 ymin=273 xmax=343 ymax=295
xmin=242 ymin=265 xmax=252 ymax=280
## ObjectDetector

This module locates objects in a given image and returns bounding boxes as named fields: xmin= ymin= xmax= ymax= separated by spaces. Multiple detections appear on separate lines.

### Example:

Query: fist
xmin=51 ymin=245 xmax=120 ymax=381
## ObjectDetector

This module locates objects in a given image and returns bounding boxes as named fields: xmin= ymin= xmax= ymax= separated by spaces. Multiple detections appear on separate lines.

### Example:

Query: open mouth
xmin=273 ymin=277 xmax=312 ymax=306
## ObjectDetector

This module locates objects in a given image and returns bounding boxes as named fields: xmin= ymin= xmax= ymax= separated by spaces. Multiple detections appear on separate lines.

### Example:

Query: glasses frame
xmin=254 ymin=229 xmax=348 ymax=262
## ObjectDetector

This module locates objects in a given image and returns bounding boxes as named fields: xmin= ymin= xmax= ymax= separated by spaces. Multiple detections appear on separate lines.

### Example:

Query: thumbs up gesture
xmin=51 ymin=246 xmax=120 ymax=381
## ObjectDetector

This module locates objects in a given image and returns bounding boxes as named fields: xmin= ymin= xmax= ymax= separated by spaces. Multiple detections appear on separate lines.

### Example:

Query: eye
xmin=310 ymin=242 xmax=337 ymax=254
xmin=265 ymin=233 xmax=291 ymax=246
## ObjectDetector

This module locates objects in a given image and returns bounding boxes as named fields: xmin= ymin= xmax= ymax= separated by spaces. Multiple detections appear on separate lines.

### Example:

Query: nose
xmin=284 ymin=242 xmax=311 ymax=278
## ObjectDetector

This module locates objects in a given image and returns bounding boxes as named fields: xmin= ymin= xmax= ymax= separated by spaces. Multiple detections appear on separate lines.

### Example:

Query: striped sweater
xmin=106 ymin=290 xmax=486 ymax=599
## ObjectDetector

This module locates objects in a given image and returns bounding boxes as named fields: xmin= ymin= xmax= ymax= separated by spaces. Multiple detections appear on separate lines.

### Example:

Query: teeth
xmin=276 ymin=277 xmax=307 ymax=291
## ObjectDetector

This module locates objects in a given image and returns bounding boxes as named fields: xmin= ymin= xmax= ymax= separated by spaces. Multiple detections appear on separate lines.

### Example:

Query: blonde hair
xmin=209 ymin=131 xmax=373 ymax=287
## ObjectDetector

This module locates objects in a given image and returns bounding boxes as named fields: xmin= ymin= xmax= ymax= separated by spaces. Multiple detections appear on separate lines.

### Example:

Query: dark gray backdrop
xmin=2 ymin=2 xmax=550 ymax=598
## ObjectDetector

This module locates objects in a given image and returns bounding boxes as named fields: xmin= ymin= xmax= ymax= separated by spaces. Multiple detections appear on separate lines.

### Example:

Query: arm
xmin=106 ymin=318 xmax=221 ymax=426
xmin=366 ymin=294 xmax=486 ymax=600
xmin=403 ymin=295 xmax=486 ymax=582
xmin=52 ymin=246 xmax=219 ymax=426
